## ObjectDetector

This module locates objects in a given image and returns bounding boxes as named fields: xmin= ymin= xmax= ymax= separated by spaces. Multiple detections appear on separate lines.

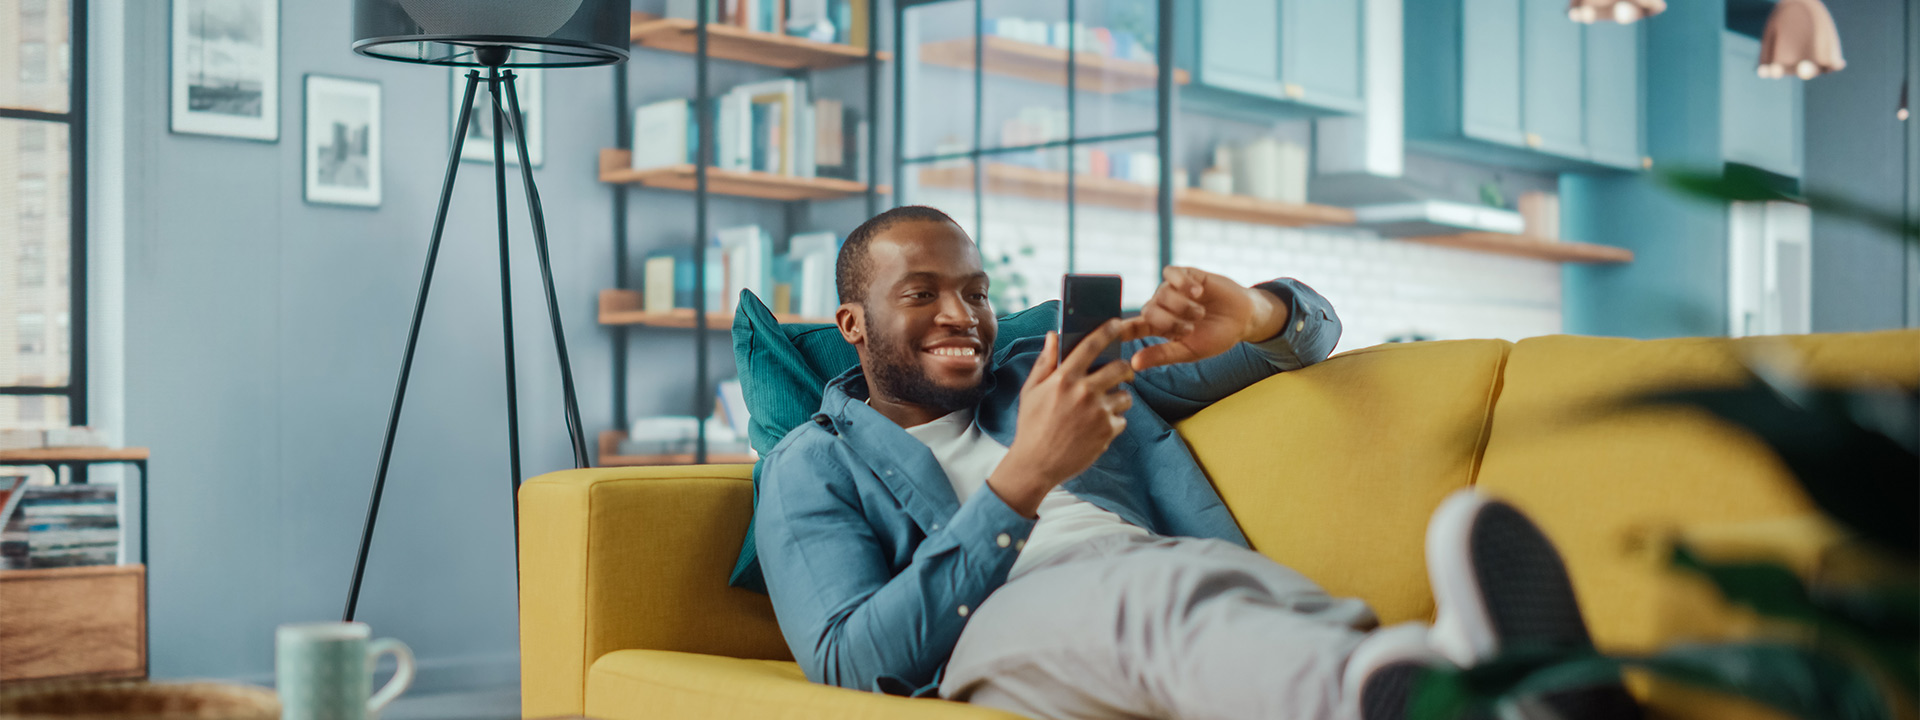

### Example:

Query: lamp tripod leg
xmin=500 ymin=72 xmax=591 ymax=469
xmin=344 ymin=70 xmax=485 ymax=623
xmin=486 ymin=68 xmax=525 ymax=535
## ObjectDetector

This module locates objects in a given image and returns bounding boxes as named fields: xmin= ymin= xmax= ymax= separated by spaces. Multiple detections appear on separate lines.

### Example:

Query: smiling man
xmin=753 ymin=206 xmax=1640 ymax=720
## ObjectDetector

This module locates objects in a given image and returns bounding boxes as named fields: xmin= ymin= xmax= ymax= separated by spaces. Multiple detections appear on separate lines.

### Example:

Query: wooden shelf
xmin=0 ymin=447 xmax=149 ymax=463
xmin=629 ymin=12 xmax=889 ymax=69
xmin=597 ymin=430 xmax=755 ymax=467
xmin=600 ymin=150 xmax=887 ymax=201
xmin=919 ymin=36 xmax=1189 ymax=94
xmin=1399 ymin=232 xmax=1634 ymax=264
xmin=598 ymin=289 xmax=833 ymax=328
xmin=917 ymin=163 xmax=1357 ymax=227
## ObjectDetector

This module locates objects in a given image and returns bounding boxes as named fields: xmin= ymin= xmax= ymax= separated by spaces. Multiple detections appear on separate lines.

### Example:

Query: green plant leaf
xmin=1409 ymin=643 xmax=1894 ymax=720
xmin=1659 ymin=167 xmax=1920 ymax=245
xmin=1669 ymin=545 xmax=1920 ymax=696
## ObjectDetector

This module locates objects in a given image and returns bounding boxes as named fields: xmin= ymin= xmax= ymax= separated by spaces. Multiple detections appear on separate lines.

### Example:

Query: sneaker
xmin=1343 ymin=623 xmax=1452 ymax=720
xmin=1424 ymin=489 xmax=1643 ymax=720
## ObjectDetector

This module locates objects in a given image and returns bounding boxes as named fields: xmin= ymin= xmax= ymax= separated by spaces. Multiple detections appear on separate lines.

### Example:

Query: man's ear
xmin=836 ymin=303 xmax=864 ymax=346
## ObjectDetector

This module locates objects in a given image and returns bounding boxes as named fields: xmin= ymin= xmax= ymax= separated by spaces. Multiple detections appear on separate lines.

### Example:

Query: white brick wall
xmin=922 ymin=189 xmax=1562 ymax=353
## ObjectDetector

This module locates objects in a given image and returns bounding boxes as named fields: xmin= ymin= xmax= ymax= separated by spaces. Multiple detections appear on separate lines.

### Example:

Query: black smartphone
xmin=1059 ymin=274 xmax=1123 ymax=368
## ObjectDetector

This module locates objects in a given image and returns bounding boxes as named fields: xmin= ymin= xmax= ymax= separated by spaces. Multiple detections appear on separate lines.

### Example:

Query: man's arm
xmin=1121 ymin=274 xmax=1341 ymax=423
xmin=756 ymin=438 xmax=1035 ymax=693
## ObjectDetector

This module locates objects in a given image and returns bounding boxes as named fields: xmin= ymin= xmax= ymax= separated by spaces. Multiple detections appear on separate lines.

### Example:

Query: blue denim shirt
xmin=754 ymin=279 xmax=1340 ymax=696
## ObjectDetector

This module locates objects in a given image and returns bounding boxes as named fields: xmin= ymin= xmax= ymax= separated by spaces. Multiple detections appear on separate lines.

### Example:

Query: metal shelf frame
xmin=892 ymin=0 xmax=1177 ymax=279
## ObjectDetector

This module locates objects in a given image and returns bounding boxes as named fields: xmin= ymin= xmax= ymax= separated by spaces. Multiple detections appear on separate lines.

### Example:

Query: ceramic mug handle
xmin=364 ymin=637 xmax=415 ymax=716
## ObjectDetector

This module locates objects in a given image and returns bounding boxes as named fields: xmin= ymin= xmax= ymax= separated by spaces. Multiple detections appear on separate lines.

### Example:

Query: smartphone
xmin=1059 ymin=274 xmax=1123 ymax=368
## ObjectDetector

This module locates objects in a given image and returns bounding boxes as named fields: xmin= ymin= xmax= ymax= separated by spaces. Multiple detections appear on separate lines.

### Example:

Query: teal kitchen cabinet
xmin=1460 ymin=0 xmax=1525 ymax=145
xmin=1407 ymin=0 xmax=1644 ymax=171
xmin=1720 ymin=31 xmax=1803 ymax=178
xmin=1583 ymin=20 xmax=1643 ymax=169
xmin=1179 ymin=0 xmax=1364 ymax=118
xmin=1521 ymin=0 xmax=1586 ymax=157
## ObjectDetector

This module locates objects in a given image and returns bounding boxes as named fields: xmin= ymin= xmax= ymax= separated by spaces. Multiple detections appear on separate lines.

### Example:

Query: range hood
xmin=1307 ymin=0 xmax=1524 ymax=237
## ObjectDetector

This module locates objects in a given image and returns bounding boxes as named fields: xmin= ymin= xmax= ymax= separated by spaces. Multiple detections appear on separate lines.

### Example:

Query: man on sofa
xmin=754 ymin=206 xmax=1641 ymax=720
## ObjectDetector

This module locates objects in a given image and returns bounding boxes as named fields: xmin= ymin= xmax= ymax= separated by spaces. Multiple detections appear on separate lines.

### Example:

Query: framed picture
xmin=303 ymin=75 xmax=382 ymax=207
xmin=452 ymin=68 xmax=543 ymax=166
xmin=170 ymin=0 xmax=280 ymax=141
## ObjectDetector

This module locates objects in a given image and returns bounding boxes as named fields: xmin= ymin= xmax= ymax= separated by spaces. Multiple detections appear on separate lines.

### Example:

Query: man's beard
xmin=866 ymin=327 xmax=988 ymax=414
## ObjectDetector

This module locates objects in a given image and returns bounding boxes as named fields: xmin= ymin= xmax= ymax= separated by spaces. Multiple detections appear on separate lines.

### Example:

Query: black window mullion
xmin=68 ymin=0 xmax=88 ymax=426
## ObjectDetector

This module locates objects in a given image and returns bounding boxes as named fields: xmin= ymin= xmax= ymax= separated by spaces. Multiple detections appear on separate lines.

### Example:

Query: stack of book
xmin=641 ymin=228 xmax=844 ymax=318
xmin=630 ymin=79 xmax=869 ymax=183
xmin=666 ymin=0 xmax=873 ymax=47
xmin=617 ymin=380 xmax=756 ymax=458
xmin=1 ymin=482 xmax=120 ymax=570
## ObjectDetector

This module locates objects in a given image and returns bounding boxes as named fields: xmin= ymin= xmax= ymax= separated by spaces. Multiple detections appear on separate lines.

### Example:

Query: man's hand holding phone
xmin=986 ymin=322 xmax=1134 ymax=518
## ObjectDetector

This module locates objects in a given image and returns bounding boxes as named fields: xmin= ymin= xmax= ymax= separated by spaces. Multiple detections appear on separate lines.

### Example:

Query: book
xmin=786 ymin=231 xmax=841 ymax=318
xmin=715 ymin=225 xmax=773 ymax=314
xmin=631 ymin=98 xmax=693 ymax=171
xmin=717 ymin=379 xmax=751 ymax=439
xmin=644 ymin=253 xmax=678 ymax=313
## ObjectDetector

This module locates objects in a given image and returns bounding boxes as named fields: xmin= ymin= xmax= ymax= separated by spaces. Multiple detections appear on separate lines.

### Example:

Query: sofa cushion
xmin=1175 ymin=339 xmax=1513 ymax=625
xmin=586 ymin=650 xmax=1026 ymax=720
xmin=728 ymin=293 xmax=1060 ymax=591
xmin=1471 ymin=330 xmax=1920 ymax=654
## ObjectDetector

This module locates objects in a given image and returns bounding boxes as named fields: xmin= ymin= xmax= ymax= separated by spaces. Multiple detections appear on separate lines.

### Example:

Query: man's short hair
xmin=836 ymin=205 xmax=961 ymax=306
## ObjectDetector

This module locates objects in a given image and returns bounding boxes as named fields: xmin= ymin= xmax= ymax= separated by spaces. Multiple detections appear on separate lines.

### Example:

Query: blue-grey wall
xmin=1804 ymin=0 xmax=1918 ymax=332
xmin=115 ymin=1 xmax=617 ymax=691
xmin=108 ymin=0 xmax=889 ymax=693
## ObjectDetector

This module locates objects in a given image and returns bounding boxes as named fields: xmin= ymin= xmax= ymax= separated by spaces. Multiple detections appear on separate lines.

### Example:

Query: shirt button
xmin=931 ymin=523 xmax=941 ymax=531
xmin=1014 ymin=539 xmax=1026 ymax=551
xmin=957 ymin=605 xmax=970 ymax=617
xmin=995 ymin=533 xmax=1010 ymax=548
xmin=1294 ymin=319 xmax=1306 ymax=333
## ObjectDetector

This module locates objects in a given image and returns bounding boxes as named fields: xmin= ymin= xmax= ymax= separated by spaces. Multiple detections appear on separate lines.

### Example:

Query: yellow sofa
xmin=519 ymin=329 xmax=1919 ymax=720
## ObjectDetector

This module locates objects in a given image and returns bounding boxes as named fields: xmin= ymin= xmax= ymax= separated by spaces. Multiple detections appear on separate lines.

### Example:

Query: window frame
xmin=1 ymin=0 xmax=88 ymax=426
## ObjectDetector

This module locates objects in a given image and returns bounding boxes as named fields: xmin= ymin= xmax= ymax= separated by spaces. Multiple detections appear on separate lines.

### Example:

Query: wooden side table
xmin=0 ymin=447 xmax=151 ymax=681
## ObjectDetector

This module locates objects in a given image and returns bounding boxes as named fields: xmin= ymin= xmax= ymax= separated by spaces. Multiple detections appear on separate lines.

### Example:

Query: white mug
xmin=275 ymin=622 xmax=414 ymax=720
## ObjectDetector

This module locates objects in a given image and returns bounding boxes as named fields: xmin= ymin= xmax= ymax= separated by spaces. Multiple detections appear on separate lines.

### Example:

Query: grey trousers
xmin=940 ymin=534 xmax=1380 ymax=720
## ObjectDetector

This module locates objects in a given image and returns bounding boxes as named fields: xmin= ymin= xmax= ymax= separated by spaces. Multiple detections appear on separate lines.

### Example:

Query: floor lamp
xmin=342 ymin=0 xmax=628 ymax=622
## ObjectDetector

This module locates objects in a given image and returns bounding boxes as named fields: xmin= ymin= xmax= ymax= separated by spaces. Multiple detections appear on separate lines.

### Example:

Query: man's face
xmin=847 ymin=220 xmax=997 ymax=414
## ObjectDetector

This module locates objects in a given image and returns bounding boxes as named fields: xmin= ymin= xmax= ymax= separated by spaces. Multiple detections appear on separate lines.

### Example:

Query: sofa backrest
xmin=1473 ymin=330 xmax=1920 ymax=653
xmin=1177 ymin=339 xmax=1513 ymax=625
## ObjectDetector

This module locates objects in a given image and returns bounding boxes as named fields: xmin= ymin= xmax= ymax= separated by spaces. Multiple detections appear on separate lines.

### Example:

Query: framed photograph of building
xmin=303 ymin=75 xmax=381 ymax=207
xmin=453 ymin=68 xmax=543 ymax=166
xmin=170 ymin=0 xmax=280 ymax=141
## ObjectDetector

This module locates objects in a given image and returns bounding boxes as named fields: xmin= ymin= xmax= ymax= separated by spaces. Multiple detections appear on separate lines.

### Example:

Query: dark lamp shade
xmin=353 ymin=0 xmax=629 ymax=68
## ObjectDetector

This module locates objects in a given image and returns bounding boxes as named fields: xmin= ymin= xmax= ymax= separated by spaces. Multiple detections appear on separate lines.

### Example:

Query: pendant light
xmin=1567 ymin=0 xmax=1665 ymax=24
xmin=1757 ymin=0 xmax=1845 ymax=80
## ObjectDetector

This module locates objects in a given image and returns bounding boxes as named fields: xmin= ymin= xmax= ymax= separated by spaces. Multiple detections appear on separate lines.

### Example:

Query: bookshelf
xmin=629 ymin=12 xmax=891 ymax=70
xmin=607 ymin=4 xmax=885 ymax=467
xmin=917 ymin=163 xmax=1357 ymax=228
xmin=918 ymin=36 xmax=1190 ymax=94
xmin=600 ymin=150 xmax=885 ymax=201
xmin=598 ymin=289 xmax=833 ymax=328
xmin=1399 ymin=232 xmax=1635 ymax=264
xmin=598 ymin=430 xmax=755 ymax=467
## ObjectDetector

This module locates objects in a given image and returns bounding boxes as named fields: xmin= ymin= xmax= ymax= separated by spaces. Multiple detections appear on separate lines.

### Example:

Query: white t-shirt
xmin=901 ymin=407 xmax=1149 ymax=578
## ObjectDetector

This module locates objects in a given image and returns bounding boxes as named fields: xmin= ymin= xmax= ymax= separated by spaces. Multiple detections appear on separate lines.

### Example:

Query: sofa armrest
xmin=518 ymin=465 xmax=791 ymax=719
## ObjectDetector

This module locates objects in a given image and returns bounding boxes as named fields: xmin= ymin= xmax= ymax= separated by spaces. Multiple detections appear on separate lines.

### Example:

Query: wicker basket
xmin=0 ymin=681 xmax=279 ymax=720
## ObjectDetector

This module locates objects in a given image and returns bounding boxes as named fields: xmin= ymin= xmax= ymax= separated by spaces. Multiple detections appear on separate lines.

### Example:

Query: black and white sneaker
xmin=1425 ymin=490 xmax=1644 ymax=720
xmin=1343 ymin=623 xmax=1460 ymax=720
